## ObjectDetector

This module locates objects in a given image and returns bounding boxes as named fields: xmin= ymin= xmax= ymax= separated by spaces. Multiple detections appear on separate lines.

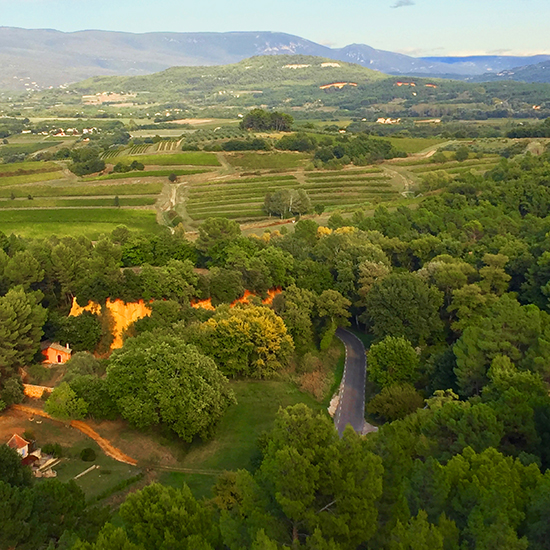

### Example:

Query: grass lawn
xmin=86 ymin=168 xmax=210 ymax=181
xmin=0 ymin=160 xmax=60 ymax=175
xmin=157 ymin=379 xmax=325 ymax=498
xmin=0 ymin=209 xmax=161 ymax=238
xmin=123 ymin=152 xmax=220 ymax=166
xmin=0 ymin=182 xmax=163 ymax=198
xmin=226 ymin=152 xmax=309 ymax=170
xmin=0 ymin=171 xmax=66 ymax=187
xmin=0 ymin=197 xmax=156 ymax=208
xmin=54 ymin=439 xmax=141 ymax=501
xmin=0 ymin=141 xmax=64 ymax=158
xmin=0 ymin=407 xmax=141 ymax=502
xmin=386 ymin=137 xmax=447 ymax=154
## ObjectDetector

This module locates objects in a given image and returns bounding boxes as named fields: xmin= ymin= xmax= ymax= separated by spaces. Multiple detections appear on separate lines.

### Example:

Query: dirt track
xmin=12 ymin=404 xmax=138 ymax=466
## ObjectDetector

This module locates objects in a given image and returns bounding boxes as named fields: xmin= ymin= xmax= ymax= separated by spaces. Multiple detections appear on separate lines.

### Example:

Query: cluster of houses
xmin=376 ymin=117 xmax=401 ymax=125
xmin=3 ymin=343 xmax=74 ymax=477
xmin=50 ymin=127 xmax=98 ymax=137
xmin=7 ymin=434 xmax=59 ymax=478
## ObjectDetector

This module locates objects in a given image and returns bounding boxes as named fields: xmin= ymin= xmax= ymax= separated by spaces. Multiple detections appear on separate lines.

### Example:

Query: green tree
xmin=368 ymin=336 xmax=420 ymax=388
xmin=1 ymin=376 xmax=24 ymax=407
xmin=421 ymin=401 xmax=504 ymax=462
xmin=257 ymin=406 xmax=383 ymax=548
xmin=367 ymin=384 xmax=424 ymax=421
xmin=63 ymin=352 xmax=102 ymax=383
xmin=191 ymin=305 xmax=294 ymax=378
xmin=316 ymin=290 xmax=351 ymax=328
xmin=453 ymin=295 xmax=550 ymax=396
xmin=0 ymin=445 xmax=32 ymax=487
xmin=264 ymin=189 xmax=311 ymax=218
xmin=4 ymin=250 xmax=45 ymax=290
xmin=57 ymin=311 xmax=102 ymax=353
xmin=0 ymin=288 xmax=46 ymax=381
xmin=44 ymin=382 xmax=89 ymax=420
xmin=72 ymin=524 xmax=144 ymax=550
xmin=107 ymin=335 xmax=235 ymax=440
xmin=454 ymin=146 xmax=469 ymax=162
xmin=69 ymin=376 xmax=118 ymax=420
xmin=275 ymin=285 xmax=317 ymax=354
xmin=196 ymin=217 xmax=241 ymax=258
xmin=389 ymin=510 xmax=445 ymax=550
xmin=478 ymin=253 xmax=511 ymax=296
xmin=119 ymin=483 xmax=219 ymax=550
xmin=363 ymin=273 xmax=444 ymax=346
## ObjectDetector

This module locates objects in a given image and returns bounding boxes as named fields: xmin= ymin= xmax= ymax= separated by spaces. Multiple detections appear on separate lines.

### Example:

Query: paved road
xmin=334 ymin=328 xmax=367 ymax=437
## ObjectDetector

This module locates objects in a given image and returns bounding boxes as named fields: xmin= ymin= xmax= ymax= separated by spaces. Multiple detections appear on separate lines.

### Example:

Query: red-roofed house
xmin=41 ymin=342 xmax=72 ymax=365
xmin=7 ymin=434 xmax=30 ymax=458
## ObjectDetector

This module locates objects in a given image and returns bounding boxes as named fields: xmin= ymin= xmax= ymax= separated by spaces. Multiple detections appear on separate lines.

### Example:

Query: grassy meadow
xmin=0 ymin=209 xmax=161 ymax=238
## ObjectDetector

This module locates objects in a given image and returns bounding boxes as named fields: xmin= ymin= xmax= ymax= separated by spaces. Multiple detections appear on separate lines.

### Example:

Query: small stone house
xmin=7 ymin=434 xmax=30 ymax=458
xmin=42 ymin=342 xmax=72 ymax=365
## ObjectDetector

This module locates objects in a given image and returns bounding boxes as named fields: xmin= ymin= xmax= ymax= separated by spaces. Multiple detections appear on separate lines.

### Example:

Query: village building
xmin=6 ymin=435 xmax=58 ymax=478
xmin=7 ymin=434 xmax=30 ymax=458
xmin=41 ymin=342 xmax=72 ymax=365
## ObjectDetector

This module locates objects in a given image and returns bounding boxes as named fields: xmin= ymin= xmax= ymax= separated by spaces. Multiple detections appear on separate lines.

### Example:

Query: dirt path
xmin=12 ymin=405 xmax=138 ymax=466
xmin=215 ymin=152 xmax=235 ymax=175
xmin=382 ymin=165 xmax=415 ymax=193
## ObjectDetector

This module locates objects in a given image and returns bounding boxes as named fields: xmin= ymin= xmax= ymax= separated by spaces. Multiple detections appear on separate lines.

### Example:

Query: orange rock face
xmin=191 ymin=287 xmax=282 ymax=311
xmin=69 ymin=298 xmax=152 ymax=350
xmin=23 ymin=384 xmax=52 ymax=399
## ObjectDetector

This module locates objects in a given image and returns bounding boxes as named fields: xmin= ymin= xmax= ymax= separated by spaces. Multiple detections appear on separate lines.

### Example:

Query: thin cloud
xmin=391 ymin=0 xmax=415 ymax=8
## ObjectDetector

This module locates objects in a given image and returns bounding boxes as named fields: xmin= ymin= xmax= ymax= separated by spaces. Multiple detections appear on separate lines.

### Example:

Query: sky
xmin=0 ymin=0 xmax=548 ymax=57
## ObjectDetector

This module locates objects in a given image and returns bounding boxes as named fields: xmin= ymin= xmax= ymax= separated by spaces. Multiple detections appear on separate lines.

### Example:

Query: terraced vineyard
xmin=185 ymin=168 xmax=402 ymax=223
xmin=156 ymin=140 xmax=181 ymax=152
xmin=399 ymin=156 xmax=501 ymax=175
xmin=186 ymin=175 xmax=298 ymax=221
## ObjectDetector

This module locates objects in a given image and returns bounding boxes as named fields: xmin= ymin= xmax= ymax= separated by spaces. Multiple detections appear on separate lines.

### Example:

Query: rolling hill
xmin=1 ymin=27 xmax=549 ymax=90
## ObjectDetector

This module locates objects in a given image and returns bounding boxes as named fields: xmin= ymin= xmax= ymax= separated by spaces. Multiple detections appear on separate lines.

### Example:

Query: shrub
xmin=22 ymin=430 xmax=35 ymax=442
xmin=80 ymin=447 xmax=96 ymax=462
xmin=367 ymin=384 xmax=424 ymax=421
xmin=42 ymin=443 xmax=63 ymax=458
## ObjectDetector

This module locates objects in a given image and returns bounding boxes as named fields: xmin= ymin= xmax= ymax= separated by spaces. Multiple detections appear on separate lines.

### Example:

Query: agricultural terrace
xmin=184 ymin=167 xmax=402 ymax=223
xmin=0 ymin=148 xmax=219 ymax=237
xmin=0 ymin=136 xmax=502 ymax=237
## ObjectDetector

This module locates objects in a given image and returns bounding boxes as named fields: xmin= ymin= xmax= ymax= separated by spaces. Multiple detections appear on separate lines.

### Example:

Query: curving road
xmin=334 ymin=328 xmax=376 ymax=437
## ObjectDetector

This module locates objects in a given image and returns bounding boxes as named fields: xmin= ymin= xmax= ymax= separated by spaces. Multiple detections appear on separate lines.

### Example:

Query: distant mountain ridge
xmin=0 ymin=27 xmax=548 ymax=90
xmin=471 ymin=60 xmax=550 ymax=83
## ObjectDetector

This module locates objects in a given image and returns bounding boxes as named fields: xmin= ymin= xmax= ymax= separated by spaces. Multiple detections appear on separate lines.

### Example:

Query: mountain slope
xmin=71 ymin=54 xmax=386 ymax=96
xmin=474 ymin=60 xmax=550 ymax=83
xmin=1 ymin=27 xmax=549 ymax=90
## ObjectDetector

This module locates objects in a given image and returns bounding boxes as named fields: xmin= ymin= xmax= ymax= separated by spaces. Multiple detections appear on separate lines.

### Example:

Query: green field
xmin=122 ymin=152 xmax=220 ymax=166
xmin=54 ymin=439 xmax=141 ymax=501
xmin=386 ymin=137 xmax=447 ymax=154
xmin=158 ymin=379 xmax=325 ymax=498
xmin=0 ymin=197 xmax=156 ymax=209
xmin=226 ymin=152 xmax=309 ymax=170
xmin=0 ymin=170 xmax=66 ymax=187
xmin=86 ymin=168 xmax=210 ymax=181
xmin=409 ymin=156 xmax=500 ymax=174
xmin=0 ymin=160 xmax=61 ymax=175
xmin=0 ymin=209 xmax=161 ymax=238
xmin=0 ymin=141 xmax=64 ymax=158
xmin=0 ymin=182 xmax=163 ymax=198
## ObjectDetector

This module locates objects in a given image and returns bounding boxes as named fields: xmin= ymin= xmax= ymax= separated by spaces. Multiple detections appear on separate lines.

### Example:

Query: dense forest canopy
xmin=2 ymin=144 xmax=550 ymax=548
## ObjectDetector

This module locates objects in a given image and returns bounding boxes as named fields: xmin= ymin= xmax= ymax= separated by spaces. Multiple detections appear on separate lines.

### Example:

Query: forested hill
xmin=475 ymin=59 xmax=550 ymax=83
xmin=70 ymin=55 xmax=386 ymax=95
